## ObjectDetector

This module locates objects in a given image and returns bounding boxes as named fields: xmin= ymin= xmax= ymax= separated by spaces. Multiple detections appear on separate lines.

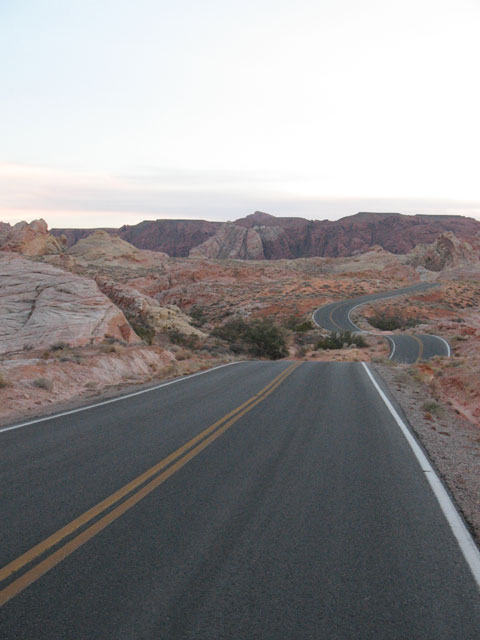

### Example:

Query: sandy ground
xmin=376 ymin=362 xmax=480 ymax=545
xmin=0 ymin=346 xmax=233 ymax=428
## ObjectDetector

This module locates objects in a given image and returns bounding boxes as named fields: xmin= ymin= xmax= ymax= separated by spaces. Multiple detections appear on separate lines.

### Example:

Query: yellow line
xmin=327 ymin=305 xmax=344 ymax=331
xmin=0 ymin=362 xmax=300 ymax=606
xmin=412 ymin=335 xmax=424 ymax=362
xmin=0 ymin=362 xmax=296 ymax=584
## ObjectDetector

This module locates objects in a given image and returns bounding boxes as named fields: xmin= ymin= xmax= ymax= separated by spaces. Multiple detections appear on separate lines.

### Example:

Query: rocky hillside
xmin=51 ymin=211 xmax=480 ymax=259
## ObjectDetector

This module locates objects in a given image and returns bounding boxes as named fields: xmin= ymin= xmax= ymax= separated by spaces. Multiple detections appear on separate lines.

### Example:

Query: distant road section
xmin=312 ymin=283 xmax=451 ymax=363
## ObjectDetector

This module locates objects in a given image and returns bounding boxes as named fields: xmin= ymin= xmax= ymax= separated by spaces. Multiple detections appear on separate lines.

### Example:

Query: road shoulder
xmin=373 ymin=362 xmax=480 ymax=546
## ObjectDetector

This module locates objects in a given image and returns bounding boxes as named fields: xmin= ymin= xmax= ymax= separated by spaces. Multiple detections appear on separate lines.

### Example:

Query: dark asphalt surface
xmin=312 ymin=283 xmax=450 ymax=363
xmin=1 ymin=360 xmax=479 ymax=639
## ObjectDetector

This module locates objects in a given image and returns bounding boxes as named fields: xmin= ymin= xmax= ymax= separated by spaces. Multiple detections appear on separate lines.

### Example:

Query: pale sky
xmin=1 ymin=0 xmax=480 ymax=227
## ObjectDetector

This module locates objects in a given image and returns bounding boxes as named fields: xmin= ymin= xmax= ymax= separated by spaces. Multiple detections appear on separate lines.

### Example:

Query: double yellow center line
xmin=0 ymin=362 xmax=300 ymax=606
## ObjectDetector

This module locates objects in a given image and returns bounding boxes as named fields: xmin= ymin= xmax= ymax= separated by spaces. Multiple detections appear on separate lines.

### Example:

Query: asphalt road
xmin=1 ymin=360 xmax=479 ymax=639
xmin=312 ymin=283 xmax=451 ymax=363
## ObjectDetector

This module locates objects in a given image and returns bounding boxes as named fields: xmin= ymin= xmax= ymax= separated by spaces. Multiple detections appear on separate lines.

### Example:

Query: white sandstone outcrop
xmin=0 ymin=253 xmax=139 ymax=355
xmin=96 ymin=278 xmax=206 ymax=338
xmin=67 ymin=230 xmax=168 ymax=267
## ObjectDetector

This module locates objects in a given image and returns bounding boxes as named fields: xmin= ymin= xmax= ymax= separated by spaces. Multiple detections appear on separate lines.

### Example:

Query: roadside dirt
xmin=376 ymin=362 xmax=480 ymax=545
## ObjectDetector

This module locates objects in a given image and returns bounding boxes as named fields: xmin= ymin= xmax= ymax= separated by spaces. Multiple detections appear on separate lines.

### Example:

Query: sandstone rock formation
xmin=189 ymin=223 xmax=265 ymax=260
xmin=407 ymin=232 xmax=480 ymax=271
xmin=330 ymin=245 xmax=417 ymax=280
xmin=67 ymin=230 xmax=168 ymax=267
xmin=51 ymin=211 xmax=480 ymax=260
xmin=96 ymin=279 xmax=206 ymax=338
xmin=54 ymin=219 xmax=221 ymax=256
xmin=0 ymin=219 xmax=65 ymax=255
xmin=0 ymin=253 xmax=139 ymax=355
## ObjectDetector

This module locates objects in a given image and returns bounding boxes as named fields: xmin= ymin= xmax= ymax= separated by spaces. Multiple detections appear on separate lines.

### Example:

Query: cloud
xmin=1 ymin=163 xmax=479 ymax=228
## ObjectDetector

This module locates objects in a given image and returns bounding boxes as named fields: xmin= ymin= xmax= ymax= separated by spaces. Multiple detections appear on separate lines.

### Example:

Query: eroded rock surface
xmin=190 ymin=223 xmax=265 ymax=260
xmin=407 ymin=232 xmax=480 ymax=271
xmin=0 ymin=219 xmax=65 ymax=255
xmin=67 ymin=230 xmax=168 ymax=267
xmin=97 ymin=278 xmax=206 ymax=338
xmin=0 ymin=253 xmax=138 ymax=355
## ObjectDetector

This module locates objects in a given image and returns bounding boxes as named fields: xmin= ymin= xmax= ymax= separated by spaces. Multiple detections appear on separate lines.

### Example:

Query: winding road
xmin=312 ymin=283 xmax=451 ymax=363
xmin=1 ymin=359 xmax=479 ymax=638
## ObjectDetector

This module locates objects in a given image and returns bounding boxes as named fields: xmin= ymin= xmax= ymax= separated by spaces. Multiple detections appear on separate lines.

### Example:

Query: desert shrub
xmin=124 ymin=314 xmax=155 ymax=345
xmin=33 ymin=377 xmax=53 ymax=391
xmin=369 ymin=311 xmax=421 ymax=331
xmin=167 ymin=330 xmax=199 ymax=350
xmin=212 ymin=318 xmax=250 ymax=343
xmin=368 ymin=312 xmax=403 ymax=331
xmin=351 ymin=333 xmax=368 ymax=347
xmin=189 ymin=306 xmax=208 ymax=327
xmin=101 ymin=343 xmax=120 ymax=354
xmin=244 ymin=320 xmax=288 ymax=359
xmin=284 ymin=316 xmax=314 ymax=332
xmin=315 ymin=331 xmax=367 ymax=350
xmin=50 ymin=341 xmax=69 ymax=351
xmin=422 ymin=400 xmax=444 ymax=416
xmin=175 ymin=348 xmax=191 ymax=361
xmin=294 ymin=321 xmax=315 ymax=333
xmin=212 ymin=318 xmax=288 ymax=360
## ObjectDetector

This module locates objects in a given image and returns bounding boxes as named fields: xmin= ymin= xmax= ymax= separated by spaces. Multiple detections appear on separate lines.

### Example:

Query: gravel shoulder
xmin=375 ymin=362 xmax=480 ymax=546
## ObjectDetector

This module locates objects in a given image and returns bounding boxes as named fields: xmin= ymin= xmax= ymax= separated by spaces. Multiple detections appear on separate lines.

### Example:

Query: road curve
xmin=312 ymin=283 xmax=451 ymax=363
xmin=1 ymin=360 xmax=479 ymax=638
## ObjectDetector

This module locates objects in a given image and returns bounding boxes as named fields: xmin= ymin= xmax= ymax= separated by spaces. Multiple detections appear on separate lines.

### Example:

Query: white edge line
xmin=347 ymin=302 xmax=369 ymax=333
xmin=432 ymin=334 xmax=451 ymax=357
xmin=318 ymin=288 xmax=450 ymax=362
xmin=386 ymin=335 xmax=396 ymax=360
xmin=0 ymin=361 xmax=244 ymax=435
xmin=361 ymin=362 xmax=480 ymax=590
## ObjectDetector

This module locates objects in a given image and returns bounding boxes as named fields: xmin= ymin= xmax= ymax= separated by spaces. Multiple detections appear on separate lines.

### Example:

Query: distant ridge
xmin=51 ymin=210 xmax=480 ymax=260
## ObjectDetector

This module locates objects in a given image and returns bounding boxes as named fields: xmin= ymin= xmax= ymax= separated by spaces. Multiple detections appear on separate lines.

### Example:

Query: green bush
xmin=126 ymin=316 xmax=155 ymax=345
xmin=189 ymin=306 xmax=208 ymax=327
xmin=167 ymin=330 xmax=199 ymax=350
xmin=368 ymin=313 xmax=403 ymax=331
xmin=284 ymin=316 xmax=314 ymax=332
xmin=369 ymin=312 xmax=421 ymax=331
xmin=316 ymin=331 xmax=367 ymax=350
xmin=212 ymin=318 xmax=288 ymax=360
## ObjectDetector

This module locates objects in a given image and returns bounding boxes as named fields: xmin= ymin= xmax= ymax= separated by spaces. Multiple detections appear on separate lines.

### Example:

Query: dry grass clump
xmin=33 ymin=377 xmax=53 ymax=391
xmin=0 ymin=371 xmax=10 ymax=389
xmin=175 ymin=348 xmax=191 ymax=361
xmin=101 ymin=343 xmax=124 ymax=354
xmin=422 ymin=400 xmax=445 ymax=417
